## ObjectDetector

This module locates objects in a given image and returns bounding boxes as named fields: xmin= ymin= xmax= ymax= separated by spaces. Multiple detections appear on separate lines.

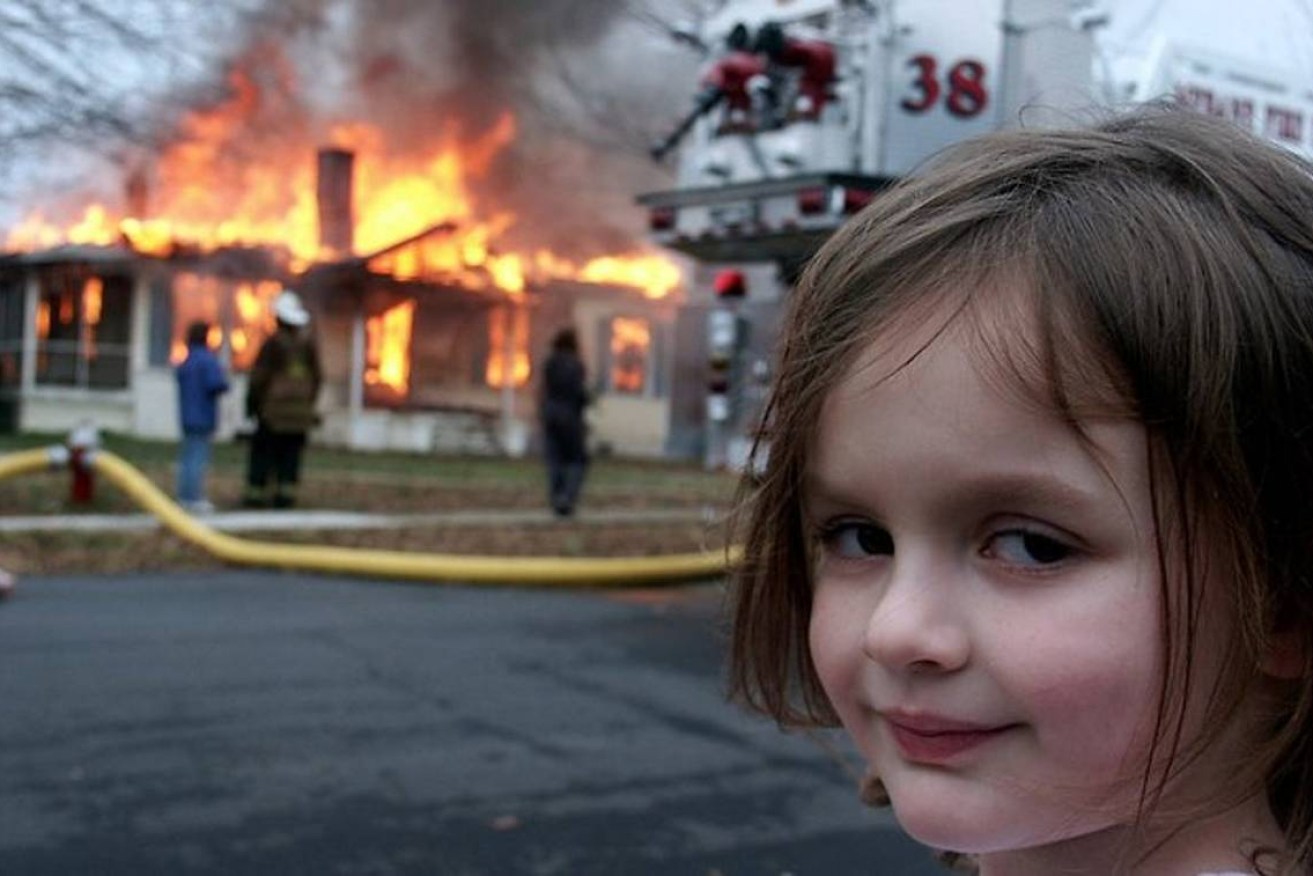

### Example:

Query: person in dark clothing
xmin=243 ymin=290 xmax=321 ymax=509
xmin=175 ymin=320 xmax=230 ymax=512
xmin=539 ymin=327 xmax=590 ymax=517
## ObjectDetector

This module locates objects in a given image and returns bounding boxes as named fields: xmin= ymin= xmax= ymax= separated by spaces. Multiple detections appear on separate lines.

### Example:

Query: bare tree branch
xmin=0 ymin=0 xmax=265 ymax=150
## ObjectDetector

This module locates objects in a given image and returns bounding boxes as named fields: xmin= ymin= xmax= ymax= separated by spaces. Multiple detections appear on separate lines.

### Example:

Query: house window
xmin=364 ymin=298 xmax=416 ymax=405
xmin=162 ymin=273 xmax=282 ymax=372
xmin=608 ymin=316 xmax=653 ymax=396
xmin=356 ymin=289 xmax=498 ymax=409
xmin=0 ymin=275 xmax=23 ymax=388
xmin=403 ymin=297 xmax=496 ymax=407
xmin=485 ymin=305 xmax=530 ymax=390
xmin=35 ymin=270 xmax=131 ymax=389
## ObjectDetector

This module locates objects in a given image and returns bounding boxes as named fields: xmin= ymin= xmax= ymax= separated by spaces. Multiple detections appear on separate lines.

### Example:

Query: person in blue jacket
xmin=175 ymin=320 xmax=230 ymax=512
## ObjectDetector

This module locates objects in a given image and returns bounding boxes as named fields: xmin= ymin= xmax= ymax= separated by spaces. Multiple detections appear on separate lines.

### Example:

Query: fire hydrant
xmin=66 ymin=421 xmax=100 ymax=505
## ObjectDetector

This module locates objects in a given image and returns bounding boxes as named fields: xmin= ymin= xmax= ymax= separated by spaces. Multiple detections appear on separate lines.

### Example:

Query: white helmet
xmin=273 ymin=289 xmax=310 ymax=327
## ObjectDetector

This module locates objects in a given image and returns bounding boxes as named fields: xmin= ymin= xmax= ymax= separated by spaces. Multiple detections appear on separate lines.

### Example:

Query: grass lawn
xmin=0 ymin=432 xmax=741 ymax=576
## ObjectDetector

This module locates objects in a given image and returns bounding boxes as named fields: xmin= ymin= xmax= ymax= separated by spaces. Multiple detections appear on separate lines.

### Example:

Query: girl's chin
xmin=891 ymin=790 xmax=1127 ymax=863
xmin=885 ymin=786 xmax=1030 ymax=856
xmin=895 ymin=817 xmax=994 ymax=856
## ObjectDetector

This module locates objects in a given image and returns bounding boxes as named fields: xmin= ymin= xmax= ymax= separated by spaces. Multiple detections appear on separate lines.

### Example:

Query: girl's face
xmin=804 ymin=299 xmax=1245 ymax=862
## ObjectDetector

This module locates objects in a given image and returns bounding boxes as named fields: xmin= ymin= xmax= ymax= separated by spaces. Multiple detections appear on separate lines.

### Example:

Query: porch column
xmin=500 ymin=304 xmax=517 ymax=424
xmin=20 ymin=271 xmax=37 ymax=395
xmin=349 ymin=303 xmax=365 ymax=446
xmin=497 ymin=302 xmax=528 ymax=457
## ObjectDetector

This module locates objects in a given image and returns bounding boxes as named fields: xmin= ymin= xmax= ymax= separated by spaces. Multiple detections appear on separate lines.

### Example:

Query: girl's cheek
xmin=810 ymin=604 xmax=844 ymax=669
xmin=1013 ymin=657 xmax=1162 ymax=766
xmin=808 ymin=614 xmax=845 ymax=695
xmin=809 ymin=600 xmax=871 ymax=727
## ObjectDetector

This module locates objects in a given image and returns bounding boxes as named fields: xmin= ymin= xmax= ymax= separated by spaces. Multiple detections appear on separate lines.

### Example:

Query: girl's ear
xmin=1261 ymin=629 xmax=1308 ymax=680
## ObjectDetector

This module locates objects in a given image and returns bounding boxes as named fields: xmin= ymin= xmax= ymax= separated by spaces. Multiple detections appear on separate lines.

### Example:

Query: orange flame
xmin=2 ymin=52 xmax=683 ymax=302
xmin=4 ymin=50 xmax=683 ymax=404
xmin=486 ymin=306 xmax=531 ymax=389
xmin=365 ymin=299 xmax=415 ymax=397
xmin=169 ymin=274 xmax=282 ymax=367
xmin=70 ymin=207 xmax=119 ymax=247
xmin=82 ymin=277 xmax=103 ymax=326
xmin=82 ymin=277 xmax=103 ymax=361
xmin=535 ymin=251 xmax=683 ymax=300
xmin=610 ymin=317 xmax=651 ymax=393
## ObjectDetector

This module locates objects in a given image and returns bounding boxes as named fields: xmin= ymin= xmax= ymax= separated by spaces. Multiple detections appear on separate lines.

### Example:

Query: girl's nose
xmin=862 ymin=558 xmax=970 ymax=674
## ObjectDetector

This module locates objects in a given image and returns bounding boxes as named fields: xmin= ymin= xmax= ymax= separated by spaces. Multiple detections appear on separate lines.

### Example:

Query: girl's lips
xmin=882 ymin=712 xmax=1017 ymax=764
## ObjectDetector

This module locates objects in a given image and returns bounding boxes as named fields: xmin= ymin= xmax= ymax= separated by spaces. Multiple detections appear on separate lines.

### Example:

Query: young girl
xmin=728 ymin=105 xmax=1313 ymax=875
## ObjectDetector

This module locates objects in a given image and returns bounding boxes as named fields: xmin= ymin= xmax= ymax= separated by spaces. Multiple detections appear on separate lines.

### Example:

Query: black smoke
xmin=234 ymin=0 xmax=698 ymax=258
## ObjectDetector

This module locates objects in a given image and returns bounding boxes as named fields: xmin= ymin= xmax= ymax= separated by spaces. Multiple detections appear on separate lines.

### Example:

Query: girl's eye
xmin=985 ymin=530 xmax=1073 ymax=568
xmin=821 ymin=521 xmax=893 ymax=559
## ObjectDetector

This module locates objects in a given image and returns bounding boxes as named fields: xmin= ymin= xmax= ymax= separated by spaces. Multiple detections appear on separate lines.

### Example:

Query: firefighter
xmin=242 ymin=290 xmax=321 ymax=509
xmin=650 ymin=22 xmax=770 ymax=160
xmin=700 ymin=40 xmax=769 ymax=134
xmin=753 ymin=21 xmax=838 ymax=123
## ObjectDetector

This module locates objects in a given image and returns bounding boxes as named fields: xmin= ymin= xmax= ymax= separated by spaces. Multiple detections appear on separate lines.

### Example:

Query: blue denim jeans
xmin=176 ymin=432 xmax=213 ymax=503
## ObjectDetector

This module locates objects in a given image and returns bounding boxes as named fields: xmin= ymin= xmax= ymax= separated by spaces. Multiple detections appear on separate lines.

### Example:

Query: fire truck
xmin=638 ymin=0 xmax=1102 ymax=466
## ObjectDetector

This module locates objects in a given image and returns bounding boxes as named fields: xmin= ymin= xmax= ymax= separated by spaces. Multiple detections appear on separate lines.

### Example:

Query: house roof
xmin=359 ymin=221 xmax=458 ymax=263
xmin=0 ymin=244 xmax=138 ymax=267
xmin=0 ymin=223 xmax=546 ymax=304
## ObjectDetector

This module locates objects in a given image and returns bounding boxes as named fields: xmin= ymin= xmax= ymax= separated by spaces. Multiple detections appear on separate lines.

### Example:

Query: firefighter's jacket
xmin=246 ymin=326 xmax=322 ymax=434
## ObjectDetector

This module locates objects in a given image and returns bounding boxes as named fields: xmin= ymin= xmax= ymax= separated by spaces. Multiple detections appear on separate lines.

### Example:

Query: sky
xmin=1101 ymin=0 xmax=1313 ymax=82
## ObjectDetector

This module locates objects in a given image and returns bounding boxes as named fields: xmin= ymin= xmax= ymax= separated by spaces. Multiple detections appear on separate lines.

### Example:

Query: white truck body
xmin=640 ymin=0 xmax=1100 ymax=269
xmin=639 ymin=0 xmax=1104 ymax=467
xmin=641 ymin=3 xmax=1313 ymax=467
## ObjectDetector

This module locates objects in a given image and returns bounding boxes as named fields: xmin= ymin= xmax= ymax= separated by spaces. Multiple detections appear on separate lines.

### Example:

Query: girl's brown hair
xmin=727 ymin=104 xmax=1313 ymax=871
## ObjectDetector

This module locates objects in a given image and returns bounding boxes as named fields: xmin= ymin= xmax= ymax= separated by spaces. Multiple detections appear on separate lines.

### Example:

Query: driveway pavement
xmin=0 ymin=571 xmax=943 ymax=875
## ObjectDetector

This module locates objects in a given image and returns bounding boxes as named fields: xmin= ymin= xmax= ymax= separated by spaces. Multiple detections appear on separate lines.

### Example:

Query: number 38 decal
xmin=900 ymin=54 xmax=989 ymax=119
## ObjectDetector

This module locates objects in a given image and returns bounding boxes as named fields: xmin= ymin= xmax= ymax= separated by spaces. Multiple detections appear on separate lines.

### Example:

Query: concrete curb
xmin=0 ymin=506 xmax=725 ymax=534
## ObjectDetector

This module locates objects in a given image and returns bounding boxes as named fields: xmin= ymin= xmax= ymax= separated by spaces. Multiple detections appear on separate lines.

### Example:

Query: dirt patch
xmin=0 ymin=441 xmax=742 ymax=577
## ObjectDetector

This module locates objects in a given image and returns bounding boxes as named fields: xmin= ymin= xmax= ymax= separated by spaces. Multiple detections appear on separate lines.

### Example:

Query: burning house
xmin=0 ymin=24 xmax=697 ymax=459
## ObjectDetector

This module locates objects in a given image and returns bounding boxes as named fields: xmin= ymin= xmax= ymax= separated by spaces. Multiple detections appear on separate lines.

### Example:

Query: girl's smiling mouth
xmin=882 ymin=711 xmax=1020 ymax=764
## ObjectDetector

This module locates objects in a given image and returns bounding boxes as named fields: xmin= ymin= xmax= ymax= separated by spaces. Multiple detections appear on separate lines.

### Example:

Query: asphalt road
xmin=0 ymin=571 xmax=945 ymax=875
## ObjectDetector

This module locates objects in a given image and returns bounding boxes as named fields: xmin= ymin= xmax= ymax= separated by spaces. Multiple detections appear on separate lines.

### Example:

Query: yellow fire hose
xmin=0 ymin=447 xmax=741 ymax=587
